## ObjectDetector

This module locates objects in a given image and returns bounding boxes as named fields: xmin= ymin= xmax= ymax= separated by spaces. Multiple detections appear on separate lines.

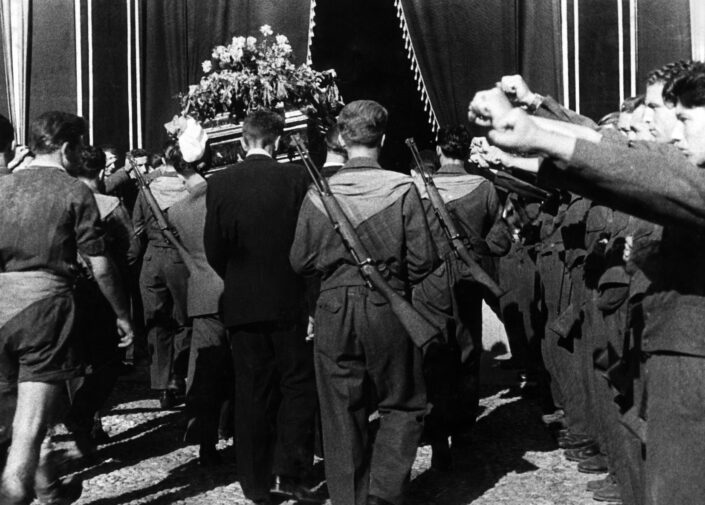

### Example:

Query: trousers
xmin=315 ymin=286 xmax=426 ymax=505
xmin=139 ymin=244 xmax=190 ymax=390
xmin=230 ymin=320 xmax=317 ymax=501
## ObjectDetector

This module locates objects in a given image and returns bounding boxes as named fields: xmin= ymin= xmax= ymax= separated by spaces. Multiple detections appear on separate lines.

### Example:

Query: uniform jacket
xmin=539 ymin=138 xmax=705 ymax=357
xmin=289 ymin=157 xmax=438 ymax=294
xmin=204 ymin=155 xmax=309 ymax=327
xmin=169 ymin=181 xmax=224 ymax=318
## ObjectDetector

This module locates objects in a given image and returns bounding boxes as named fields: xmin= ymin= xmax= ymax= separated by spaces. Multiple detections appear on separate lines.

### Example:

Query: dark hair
xmin=0 ymin=114 xmax=14 ymax=154
xmin=163 ymin=140 xmax=210 ymax=175
xmin=149 ymin=152 xmax=164 ymax=169
xmin=337 ymin=100 xmax=388 ymax=148
xmin=620 ymin=95 xmax=644 ymax=113
xmin=437 ymin=125 xmax=471 ymax=160
xmin=101 ymin=144 xmax=119 ymax=157
xmin=29 ymin=111 xmax=87 ymax=155
xmin=409 ymin=149 xmax=440 ymax=174
xmin=647 ymin=60 xmax=694 ymax=87
xmin=325 ymin=124 xmax=346 ymax=156
xmin=76 ymin=145 xmax=106 ymax=179
xmin=598 ymin=111 xmax=621 ymax=128
xmin=163 ymin=141 xmax=187 ymax=174
xmin=242 ymin=109 xmax=285 ymax=147
xmin=128 ymin=148 xmax=150 ymax=159
xmin=669 ymin=70 xmax=705 ymax=108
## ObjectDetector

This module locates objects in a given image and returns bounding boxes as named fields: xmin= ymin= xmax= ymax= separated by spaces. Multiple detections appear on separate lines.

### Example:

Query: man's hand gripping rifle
xmin=405 ymin=138 xmax=504 ymax=299
xmin=292 ymin=135 xmax=441 ymax=350
xmin=128 ymin=156 xmax=196 ymax=275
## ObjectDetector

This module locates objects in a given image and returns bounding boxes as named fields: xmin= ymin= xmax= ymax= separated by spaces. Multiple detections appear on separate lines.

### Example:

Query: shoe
xmin=430 ymin=441 xmax=452 ymax=472
xmin=159 ymin=389 xmax=177 ymax=410
xmin=35 ymin=476 xmax=83 ymax=505
xmin=270 ymin=475 xmax=323 ymax=503
xmin=557 ymin=432 xmax=595 ymax=449
xmin=167 ymin=377 xmax=186 ymax=396
xmin=592 ymin=479 xmax=623 ymax=503
xmin=564 ymin=443 xmax=600 ymax=462
xmin=586 ymin=475 xmax=614 ymax=492
xmin=367 ymin=496 xmax=394 ymax=505
xmin=90 ymin=418 xmax=110 ymax=445
xmin=198 ymin=446 xmax=222 ymax=467
xmin=578 ymin=453 xmax=608 ymax=474
xmin=541 ymin=409 xmax=565 ymax=426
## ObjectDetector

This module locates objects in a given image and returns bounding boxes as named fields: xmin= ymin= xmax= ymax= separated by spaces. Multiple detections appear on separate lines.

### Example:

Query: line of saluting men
xmin=0 ymin=58 xmax=704 ymax=505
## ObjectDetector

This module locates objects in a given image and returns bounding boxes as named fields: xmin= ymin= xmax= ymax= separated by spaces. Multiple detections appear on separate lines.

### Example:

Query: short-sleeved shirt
xmin=0 ymin=165 xmax=105 ymax=279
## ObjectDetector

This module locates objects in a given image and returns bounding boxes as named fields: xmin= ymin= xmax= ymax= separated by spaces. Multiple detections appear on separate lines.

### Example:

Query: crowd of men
xmin=0 ymin=58 xmax=704 ymax=505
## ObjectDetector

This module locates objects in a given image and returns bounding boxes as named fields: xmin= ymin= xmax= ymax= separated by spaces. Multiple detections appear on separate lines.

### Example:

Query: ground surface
xmin=49 ymin=357 xmax=597 ymax=505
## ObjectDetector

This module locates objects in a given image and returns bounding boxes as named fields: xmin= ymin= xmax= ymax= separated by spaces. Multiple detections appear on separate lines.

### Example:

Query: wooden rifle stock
xmin=293 ymin=136 xmax=440 ymax=349
xmin=405 ymin=138 xmax=504 ymax=299
xmin=129 ymin=158 xmax=196 ymax=275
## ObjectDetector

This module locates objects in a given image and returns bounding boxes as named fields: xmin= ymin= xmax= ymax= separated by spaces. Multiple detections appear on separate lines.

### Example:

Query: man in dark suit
xmin=204 ymin=109 xmax=318 ymax=505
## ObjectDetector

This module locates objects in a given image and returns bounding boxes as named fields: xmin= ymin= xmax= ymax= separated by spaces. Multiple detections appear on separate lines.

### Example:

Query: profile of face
xmin=643 ymin=82 xmax=679 ymax=143
xmin=617 ymin=111 xmax=632 ymax=136
xmin=628 ymin=105 xmax=655 ymax=142
xmin=672 ymin=102 xmax=705 ymax=167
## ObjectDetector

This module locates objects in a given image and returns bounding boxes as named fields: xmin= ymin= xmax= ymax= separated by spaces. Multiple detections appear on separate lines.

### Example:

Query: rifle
xmin=292 ymin=135 xmax=441 ymax=350
xmin=128 ymin=156 xmax=196 ymax=275
xmin=405 ymin=138 xmax=504 ymax=299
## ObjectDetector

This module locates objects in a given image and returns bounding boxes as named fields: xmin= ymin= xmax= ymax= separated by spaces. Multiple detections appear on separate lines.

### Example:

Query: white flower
xmin=260 ymin=24 xmax=273 ymax=36
xmin=275 ymin=34 xmax=289 ymax=45
xmin=246 ymin=36 xmax=257 ymax=49
xmin=201 ymin=60 xmax=212 ymax=73
xmin=231 ymin=36 xmax=246 ymax=49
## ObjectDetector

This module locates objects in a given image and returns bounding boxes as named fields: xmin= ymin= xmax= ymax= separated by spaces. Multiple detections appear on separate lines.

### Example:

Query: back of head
xmin=325 ymin=124 xmax=346 ymax=156
xmin=242 ymin=109 xmax=285 ymax=148
xmin=669 ymin=68 xmax=705 ymax=108
xmin=337 ymin=100 xmax=388 ymax=148
xmin=598 ymin=111 xmax=621 ymax=128
xmin=0 ymin=114 xmax=14 ymax=156
xmin=77 ymin=145 xmax=106 ymax=179
xmin=29 ymin=111 xmax=86 ymax=155
xmin=437 ymin=125 xmax=471 ymax=161
xmin=164 ymin=140 xmax=187 ymax=175
xmin=647 ymin=60 xmax=699 ymax=104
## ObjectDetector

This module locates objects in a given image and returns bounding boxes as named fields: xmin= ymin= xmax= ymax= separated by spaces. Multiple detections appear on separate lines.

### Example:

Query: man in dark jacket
xmin=204 ymin=109 xmax=318 ymax=505
xmin=291 ymin=100 xmax=438 ymax=505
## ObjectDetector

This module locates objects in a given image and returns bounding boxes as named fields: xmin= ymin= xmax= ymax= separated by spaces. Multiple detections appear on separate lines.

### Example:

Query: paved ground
xmin=48 ymin=349 xmax=599 ymax=505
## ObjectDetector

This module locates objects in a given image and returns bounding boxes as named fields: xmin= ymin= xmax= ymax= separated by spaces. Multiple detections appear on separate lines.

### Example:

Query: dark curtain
xmin=311 ymin=0 xmax=434 ymax=172
xmin=141 ymin=0 xmax=312 ymax=152
xmin=518 ymin=0 xmax=562 ymax=104
xmin=637 ymin=0 xmax=691 ymax=86
xmin=398 ymin=0 xmax=518 ymax=128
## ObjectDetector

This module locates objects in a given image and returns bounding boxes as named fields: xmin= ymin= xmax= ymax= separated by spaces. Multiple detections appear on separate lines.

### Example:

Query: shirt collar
xmin=23 ymin=160 xmax=66 ymax=172
xmin=245 ymin=147 xmax=272 ymax=158
xmin=341 ymin=157 xmax=382 ymax=171
xmin=437 ymin=163 xmax=467 ymax=175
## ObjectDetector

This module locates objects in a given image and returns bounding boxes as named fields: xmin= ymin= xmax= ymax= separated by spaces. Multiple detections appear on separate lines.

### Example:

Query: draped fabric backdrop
xmin=395 ymin=0 xmax=517 ymax=130
xmin=0 ymin=0 xmax=30 ymax=143
xmin=690 ymin=0 xmax=705 ymax=61
xmin=141 ymin=0 xmax=313 ymax=151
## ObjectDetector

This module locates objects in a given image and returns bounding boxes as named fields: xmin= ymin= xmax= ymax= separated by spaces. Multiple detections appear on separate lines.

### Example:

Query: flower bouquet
xmin=180 ymin=25 xmax=342 ymax=127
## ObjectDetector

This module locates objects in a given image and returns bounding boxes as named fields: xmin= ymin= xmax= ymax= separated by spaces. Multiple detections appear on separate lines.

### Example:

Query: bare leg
xmin=0 ymin=381 xmax=61 ymax=504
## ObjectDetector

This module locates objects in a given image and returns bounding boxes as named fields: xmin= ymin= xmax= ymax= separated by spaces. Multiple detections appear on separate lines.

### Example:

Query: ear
xmin=380 ymin=134 xmax=386 ymax=148
xmin=337 ymin=133 xmax=346 ymax=148
xmin=60 ymin=141 xmax=72 ymax=168
xmin=273 ymin=135 xmax=282 ymax=152
xmin=436 ymin=145 xmax=443 ymax=157
xmin=240 ymin=137 xmax=249 ymax=152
